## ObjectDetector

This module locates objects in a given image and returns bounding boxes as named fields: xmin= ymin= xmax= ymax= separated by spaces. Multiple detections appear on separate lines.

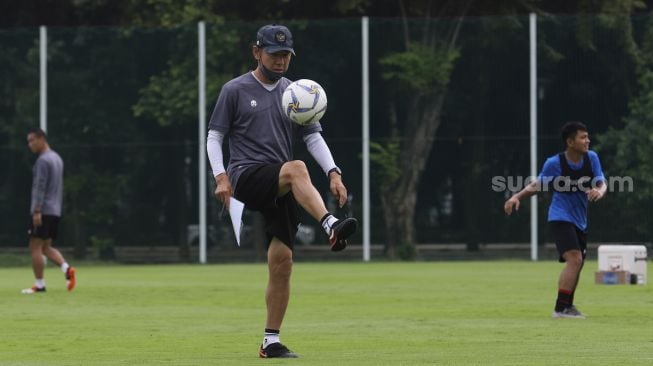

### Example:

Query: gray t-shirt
xmin=31 ymin=149 xmax=64 ymax=216
xmin=208 ymin=72 xmax=322 ymax=189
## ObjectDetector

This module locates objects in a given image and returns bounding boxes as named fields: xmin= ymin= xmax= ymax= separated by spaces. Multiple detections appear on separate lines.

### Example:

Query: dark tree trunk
xmin=382 ymin=94 xmax=445 ymax=257
xmin=377 ymin=1 xmax=470 ymax=257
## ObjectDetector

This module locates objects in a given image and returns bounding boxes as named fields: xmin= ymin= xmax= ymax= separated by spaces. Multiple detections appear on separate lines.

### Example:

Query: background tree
xmin=0 ymin=29 xmax=39 ymax=246
xmin=367 ymin=0 xmax=652 ymax=258
xmin=370 ymin=0 xmax=534 ymax=258
xmin=596 ymin=8 xmax=653 ymax=240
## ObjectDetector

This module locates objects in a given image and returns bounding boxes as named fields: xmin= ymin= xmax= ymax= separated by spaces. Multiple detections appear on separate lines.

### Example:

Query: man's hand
xmin=504 ymin=196 xmax=520 ymax=215
xmin=587 ymin=187 xmax=605 ymax=202
xmin=214 ymin=173 xmax=233 ymax=209
xmin=329 ymin=171 xmax=347 ymax=208
xmin=32 ymin=211 xmax=42 ymax=227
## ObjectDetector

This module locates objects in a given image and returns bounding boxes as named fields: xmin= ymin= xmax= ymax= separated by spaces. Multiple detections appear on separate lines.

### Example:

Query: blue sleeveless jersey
xmin=538 ymin=150 xmax=605 ymax=231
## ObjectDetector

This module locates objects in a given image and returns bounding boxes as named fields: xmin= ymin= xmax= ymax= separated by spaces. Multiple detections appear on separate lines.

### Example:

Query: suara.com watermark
xmin=491 ymin=176 xmax=634 ymax=193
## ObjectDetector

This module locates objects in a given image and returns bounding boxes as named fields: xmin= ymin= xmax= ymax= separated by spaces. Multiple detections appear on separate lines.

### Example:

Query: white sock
xmin=35 ymin=279 xmax=45 ymax=288
xmin=320 ymin=214 xmax=338 ymax=235
xmin=263 ymin=331 xmax=280 ymax=348
xmin=61 ymin=262 xmax=70 ymax=273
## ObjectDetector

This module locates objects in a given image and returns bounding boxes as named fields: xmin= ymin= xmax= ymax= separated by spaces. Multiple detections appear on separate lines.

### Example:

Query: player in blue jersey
xmin=206 ymin=24 xmax=357 ymax=358
xmin=504 ymin=121 xmax=606 ymax=318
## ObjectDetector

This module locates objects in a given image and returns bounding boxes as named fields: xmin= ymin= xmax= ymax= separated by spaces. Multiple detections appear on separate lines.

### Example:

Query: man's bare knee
xmin=279 ymin=160 xmax=312 ymax=197
xmin=285 ymin=160 xmax=309 ymax=181
xmin=564 ymin=251 xmax=584 ymax=269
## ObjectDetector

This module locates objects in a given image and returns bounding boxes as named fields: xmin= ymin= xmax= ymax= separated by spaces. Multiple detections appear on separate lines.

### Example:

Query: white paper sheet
xmin=228 ymin=197 xmax=245 ymax=246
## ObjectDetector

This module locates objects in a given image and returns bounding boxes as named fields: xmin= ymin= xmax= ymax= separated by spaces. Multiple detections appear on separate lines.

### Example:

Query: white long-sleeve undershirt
xmin=206 ymin=130 xmax=226 ymax=177
xmin=302 ymin=132 xmax=338 ymax=176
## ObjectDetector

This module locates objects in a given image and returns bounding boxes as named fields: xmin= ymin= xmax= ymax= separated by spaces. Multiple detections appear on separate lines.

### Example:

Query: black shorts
xmin=549 ymin=221 xmax=587 ymax=263
xmin=27 ymin=214 xmax=60 ymax=240
xmin=234 ymin=163 xmax=299 ymax=249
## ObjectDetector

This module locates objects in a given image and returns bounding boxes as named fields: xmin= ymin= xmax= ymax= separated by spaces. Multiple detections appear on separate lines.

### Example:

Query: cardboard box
xmin=595 ymin=271 xmax=634 ymax=285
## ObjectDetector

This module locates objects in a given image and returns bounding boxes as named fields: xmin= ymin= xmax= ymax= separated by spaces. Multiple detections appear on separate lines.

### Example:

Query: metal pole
xmin=362 ymin=16 xmax=371 ymax=262
xmin=40 ymin=26 xmax=47 ymax=132
xmin=198 ymin=21 xmax=207 ymax=264
xmin=529 ymin=13 xmax=538 ymax=261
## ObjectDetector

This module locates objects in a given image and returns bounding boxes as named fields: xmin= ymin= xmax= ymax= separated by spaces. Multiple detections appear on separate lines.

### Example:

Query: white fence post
xmin=40 ymin=26 xmax=47 ymax=132
xmin=529 ymin=13 xmax=538 ymax=261
xmin=362 ymin=16 xmax=371 ymax=262
xmin=198 ymin=21 xmax=207 ymax=264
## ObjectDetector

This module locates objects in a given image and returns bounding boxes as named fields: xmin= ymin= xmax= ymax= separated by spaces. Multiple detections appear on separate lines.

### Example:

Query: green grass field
xmin=1 ymin=261 xmax=652 ymax=365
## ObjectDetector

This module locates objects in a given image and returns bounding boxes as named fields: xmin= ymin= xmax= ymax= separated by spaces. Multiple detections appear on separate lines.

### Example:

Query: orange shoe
xmin=66 ymin=267 xmax=76 ymax=291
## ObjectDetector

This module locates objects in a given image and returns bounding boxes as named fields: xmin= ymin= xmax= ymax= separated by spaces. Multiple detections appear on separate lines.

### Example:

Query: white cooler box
xmin=598 ymin=245 xmax=648 ymax=284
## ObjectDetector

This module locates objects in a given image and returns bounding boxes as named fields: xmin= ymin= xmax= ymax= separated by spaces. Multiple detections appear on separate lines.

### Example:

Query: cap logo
xmin=275 ymin=31 xmax=286 ymax=43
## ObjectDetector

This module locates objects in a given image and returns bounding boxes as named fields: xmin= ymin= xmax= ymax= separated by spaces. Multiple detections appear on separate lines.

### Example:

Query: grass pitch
xmin=1 ymin=261 xmax=652 ymax=365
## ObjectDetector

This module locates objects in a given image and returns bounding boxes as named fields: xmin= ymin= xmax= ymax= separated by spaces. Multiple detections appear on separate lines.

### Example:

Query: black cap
xmin=256 ymin=24 xmax=295 ymax=55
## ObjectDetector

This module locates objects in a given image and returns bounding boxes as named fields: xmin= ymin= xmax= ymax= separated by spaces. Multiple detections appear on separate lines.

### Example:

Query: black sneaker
xmin=258 ymin=342 xmax=298 ymax=358
xmin=329 ymin=218 xmax=358 ymax=252
xmin=552 ymin=305 xmax=586 ymax=319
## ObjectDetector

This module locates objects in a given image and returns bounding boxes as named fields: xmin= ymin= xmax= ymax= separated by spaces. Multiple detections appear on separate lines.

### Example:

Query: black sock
xmin=264 ymin=328 xmax=279 ymax=335
xmin=555 ymin=289 xmax=573 ymax=312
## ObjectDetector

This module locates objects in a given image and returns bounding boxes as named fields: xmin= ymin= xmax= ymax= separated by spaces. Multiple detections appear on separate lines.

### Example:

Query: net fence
xmin=1 ymin=16 xmax=650 ymax=261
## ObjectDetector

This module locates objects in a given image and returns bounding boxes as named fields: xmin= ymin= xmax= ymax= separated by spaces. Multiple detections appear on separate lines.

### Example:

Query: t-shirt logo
xmin=250 ymin=100 xmax=257 ymax=107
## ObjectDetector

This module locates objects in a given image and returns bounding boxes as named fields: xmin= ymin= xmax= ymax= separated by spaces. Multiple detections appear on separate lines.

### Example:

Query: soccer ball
xmin=282 ymin=79 xmax=328 ymax=125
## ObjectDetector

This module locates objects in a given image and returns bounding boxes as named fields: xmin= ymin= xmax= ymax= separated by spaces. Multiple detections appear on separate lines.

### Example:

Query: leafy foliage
xmin=369 ymin=140 xmax=401 ymax=191
xmin=132 ymin=24 xmax=245 ymax=126
xmin=126 ymin=0 xmax=224 ymax=26
xmin=4 ymin=1 xmax=653 ymax=252
xmin=380 ymin=42 xmax=459 ymax=95
xmin=597 ymin=71 xmax=653 ymax=236
xmin=576 ymin=0 xmax=645 ymax=55
xmin=594 ymin=4 xmax=653 ymax=237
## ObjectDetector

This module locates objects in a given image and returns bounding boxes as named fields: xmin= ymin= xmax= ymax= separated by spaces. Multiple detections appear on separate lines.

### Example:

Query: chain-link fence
xmin=1 ymin=15 xmax=650 ymax=261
